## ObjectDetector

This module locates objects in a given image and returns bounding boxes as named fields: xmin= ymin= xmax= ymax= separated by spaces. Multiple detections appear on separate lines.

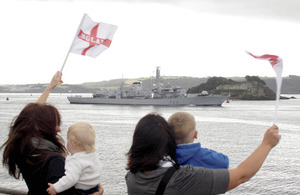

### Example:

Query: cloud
xmin=174 ymin=0 xmax=300 ymax=24
xmin=2 ymin=0 xmax=299 ymax=84
xmin=179 ymin=0 xmax=299 ymax=21
xmin=27 ymin=0 xmax=300 ymax=23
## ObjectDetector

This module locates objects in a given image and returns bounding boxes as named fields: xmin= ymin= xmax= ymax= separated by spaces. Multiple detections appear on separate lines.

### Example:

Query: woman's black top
xmin=17 ymin=154 xmax=76 ymax=195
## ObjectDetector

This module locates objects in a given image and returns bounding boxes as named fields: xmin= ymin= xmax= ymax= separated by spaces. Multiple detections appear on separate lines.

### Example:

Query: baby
xmin=168 ymin=112 xmax=229 ymax=169
xmin=47 ymin=122 xmax=102 ymax=195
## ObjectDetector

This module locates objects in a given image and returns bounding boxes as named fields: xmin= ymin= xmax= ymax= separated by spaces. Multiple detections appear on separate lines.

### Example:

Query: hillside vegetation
xmin=188 ymin=76 xmax=276 ymax=100
xmin=0 ymin=75 xmax=299 ymax=96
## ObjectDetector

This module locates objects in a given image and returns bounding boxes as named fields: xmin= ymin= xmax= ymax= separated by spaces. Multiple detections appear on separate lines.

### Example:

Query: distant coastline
xmin=1 ymin=75 xmax=299 ymax=95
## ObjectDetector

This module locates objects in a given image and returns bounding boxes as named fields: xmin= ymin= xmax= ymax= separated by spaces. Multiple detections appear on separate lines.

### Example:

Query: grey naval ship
xmin=67 ymin=67 xmax=229 ymax=106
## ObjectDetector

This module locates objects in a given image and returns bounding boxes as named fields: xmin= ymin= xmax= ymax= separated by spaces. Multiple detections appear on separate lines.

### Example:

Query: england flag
xmin=69 ymin=14 xmax=117 ymax=58
xmin=247 ymin=51 xmax=283 ymax=123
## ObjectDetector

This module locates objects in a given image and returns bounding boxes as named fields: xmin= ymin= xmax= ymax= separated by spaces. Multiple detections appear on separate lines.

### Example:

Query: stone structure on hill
xmin=188 ymin=76 xmax=276 ymax=100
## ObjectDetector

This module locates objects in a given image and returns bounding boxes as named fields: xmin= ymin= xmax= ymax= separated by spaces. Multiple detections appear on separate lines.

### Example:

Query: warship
xmin=67 ymin=67 xmax=229 ymax=106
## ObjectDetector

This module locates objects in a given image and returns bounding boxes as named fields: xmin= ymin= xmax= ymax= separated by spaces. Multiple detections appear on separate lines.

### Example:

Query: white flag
xmin=69 ymin=14 xmax=117 ymax=58
xmin=247 ymin=51 xmax=283 ymax=124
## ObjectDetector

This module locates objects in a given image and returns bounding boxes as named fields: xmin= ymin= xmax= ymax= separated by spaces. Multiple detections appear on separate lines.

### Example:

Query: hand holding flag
xmin=247 ymin=51 xmax=283 ymax=124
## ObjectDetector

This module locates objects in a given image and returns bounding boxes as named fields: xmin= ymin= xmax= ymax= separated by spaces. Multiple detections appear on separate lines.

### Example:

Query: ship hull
xmin=67 ymin=95 xmax=229 ymax=106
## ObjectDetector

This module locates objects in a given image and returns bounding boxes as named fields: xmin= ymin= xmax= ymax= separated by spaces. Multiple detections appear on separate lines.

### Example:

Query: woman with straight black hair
xmin=126 ymin=113 xmax=178 ymax=174
xmin=126 ymin=113 xmax=281 ymax=195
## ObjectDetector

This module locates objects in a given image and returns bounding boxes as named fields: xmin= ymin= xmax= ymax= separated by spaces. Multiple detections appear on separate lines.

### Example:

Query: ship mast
xmin=155 ymin=66 xmax=162 ymax=90
xmin=120 ymin=74 xmax=124 ymax=98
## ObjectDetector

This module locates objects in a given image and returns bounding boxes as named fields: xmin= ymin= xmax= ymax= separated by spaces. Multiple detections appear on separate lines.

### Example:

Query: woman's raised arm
xmin=227 ymin=124 xmax=281 ymax=191
xmin=36 ymin=71 xmax=63 ymax=104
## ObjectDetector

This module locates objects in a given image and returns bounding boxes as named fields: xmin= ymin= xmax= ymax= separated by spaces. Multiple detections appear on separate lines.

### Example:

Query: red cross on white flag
xmin=70 ymin=14 xmax=117 ymax=58
xmin=247 ymin=51 xmax=283 ymax=124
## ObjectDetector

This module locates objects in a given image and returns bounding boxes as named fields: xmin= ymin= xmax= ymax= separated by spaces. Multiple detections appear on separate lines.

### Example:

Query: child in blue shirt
xmin=168 ymin=112 xmax=229 ymax=168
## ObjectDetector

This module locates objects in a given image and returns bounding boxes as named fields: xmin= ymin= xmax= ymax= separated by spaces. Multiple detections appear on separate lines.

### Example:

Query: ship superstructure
xmin=67 ymin=67 xmax=229 ymax=106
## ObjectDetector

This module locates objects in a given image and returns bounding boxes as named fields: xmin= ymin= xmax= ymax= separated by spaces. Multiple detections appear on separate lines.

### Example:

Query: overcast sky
xmin=1 ymin=0 xmax=300 ymax=84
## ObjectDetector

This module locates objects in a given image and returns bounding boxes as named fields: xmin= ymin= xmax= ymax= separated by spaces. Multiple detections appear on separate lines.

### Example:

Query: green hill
xmin=0 ymin=75 xmax=299 ymax=95
xmin=188 ymin=76 xmax=276 ymax=100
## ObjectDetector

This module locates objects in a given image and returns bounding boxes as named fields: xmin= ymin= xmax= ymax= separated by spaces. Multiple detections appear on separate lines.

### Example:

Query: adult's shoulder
xmin=177 ymin=165 xmax=229 ymax=179
xmin=167 ymin=165 xmax=229 ymax=195
xmin=174 ymin=165 xmax=213 ymax=178
xmin=45 ymin=154 xmax=65 ymax=167
xmin=46 ymin=154 xmax=65 ymax=161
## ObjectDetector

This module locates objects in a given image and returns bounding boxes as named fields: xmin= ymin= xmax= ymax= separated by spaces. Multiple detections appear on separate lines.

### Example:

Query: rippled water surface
xmin=0 ymin=93 xmax=299 ymax=195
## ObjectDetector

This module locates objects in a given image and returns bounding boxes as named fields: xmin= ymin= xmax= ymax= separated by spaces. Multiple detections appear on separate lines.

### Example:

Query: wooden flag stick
xmin=60 ymin=51 xmax=70 ymax=72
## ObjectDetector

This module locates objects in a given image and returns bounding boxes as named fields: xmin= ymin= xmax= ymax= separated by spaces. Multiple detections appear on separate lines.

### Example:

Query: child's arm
xmin=50 ymin=156 xmax=81 ymax=193
xmin=36 ymin=71 xmax=63 ymax=104
xmin=47 ymin=183 xmax=57 ymax=195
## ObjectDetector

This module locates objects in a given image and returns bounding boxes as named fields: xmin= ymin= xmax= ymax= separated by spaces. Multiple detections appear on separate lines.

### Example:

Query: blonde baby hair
xmin=67 ymin=122 xmax=96 ymax=153
xmin=168 ymin=112 xmax=196 ymax=145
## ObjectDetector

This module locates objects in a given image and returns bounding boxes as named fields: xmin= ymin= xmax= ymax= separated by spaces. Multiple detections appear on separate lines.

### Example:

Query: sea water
xmin=0 ymin=93 xmax=299 ymax=195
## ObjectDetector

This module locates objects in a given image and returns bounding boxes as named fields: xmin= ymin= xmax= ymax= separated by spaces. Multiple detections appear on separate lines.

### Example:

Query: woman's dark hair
xmin=126 ymin=113 xmax=178 ymax=173
xmin=1 ymin=103 xmax=67 ymax=179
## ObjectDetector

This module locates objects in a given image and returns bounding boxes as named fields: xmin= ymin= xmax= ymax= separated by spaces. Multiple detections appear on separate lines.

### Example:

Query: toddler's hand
xmin=46 ymin=183 xmax=57 ymax=195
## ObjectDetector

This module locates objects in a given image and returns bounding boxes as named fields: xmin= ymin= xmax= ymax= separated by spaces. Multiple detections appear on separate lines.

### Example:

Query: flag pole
xmin=274 ymin=95 xmax=279 ymax=124
xmin=61 ymin=51 xmax=70 ymax=72
xmin=60 ymin=13 xmax=87 ymax=72
xmin=273 ymin=71 xmax=282 ymax=125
